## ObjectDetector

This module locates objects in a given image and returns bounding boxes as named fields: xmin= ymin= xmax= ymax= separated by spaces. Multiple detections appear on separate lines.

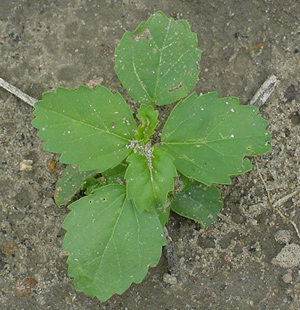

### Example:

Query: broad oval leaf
xmin=125 ymin=147 xmax=177 ymax=217
xmin=54 ymin=165 xmax=98 ymax=206
xmin=62 ymin=184 xmax=166 ymax=301
xmin=32 ymin=85 xmax=137 ymax=171
xmin=161 ymin=92 xmax=271 ymax=185
xmin=171 ymin=182 xmax=223 ymax=228
xmin=114 ymin=11 xmax=201 ymax=106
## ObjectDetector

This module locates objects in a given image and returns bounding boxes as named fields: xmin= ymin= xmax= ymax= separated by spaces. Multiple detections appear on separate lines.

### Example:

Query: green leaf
xmin=81 ymin=177 xmax=99 ymax=190
xmin=54 ymin=165 xmax=98 ymax=206
xmin=125 ymin=146 xmax=177 ymax=214
xmin=155 ymin=205 xmax=171 ymax=227
xmin=174 ymin=173 xmax=194 ymax=193
xmin=62 ymin=184 xmax=166 ymax=301
xmin=135 ymin=104 xmax=159 ymax=143
xmin=114 ymin=11 xmax=201 ymax=106
xmin=161 ymin=92 xmax=271 ymax=185
xmin=32 ymin=85 xmax=137 ymax=171
xmin=171 ymin=182 xmax=223 ymax=228
xmin=101 ymin=163 xmax=127 ymax=185
xmin=82 ymin=178 xmax=102 ymax=195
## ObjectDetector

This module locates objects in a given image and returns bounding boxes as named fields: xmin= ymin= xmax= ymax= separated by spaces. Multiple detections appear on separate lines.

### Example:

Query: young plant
xmin=32 ymin=11 xmax=271 ymax=301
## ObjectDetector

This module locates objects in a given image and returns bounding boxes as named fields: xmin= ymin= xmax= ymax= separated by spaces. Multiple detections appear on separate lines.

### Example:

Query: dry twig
xmin=254 ymin=158 xmax=300 ymax=239
xmin=0 ymin=77 xmax=37 ymax=107
xmin=249 ymin=74 xmax=279 ymax=108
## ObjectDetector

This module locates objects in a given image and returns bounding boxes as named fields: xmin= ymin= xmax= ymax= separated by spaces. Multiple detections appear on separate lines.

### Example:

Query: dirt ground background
xmin=1 ymin=0 xmax=300 ymax=309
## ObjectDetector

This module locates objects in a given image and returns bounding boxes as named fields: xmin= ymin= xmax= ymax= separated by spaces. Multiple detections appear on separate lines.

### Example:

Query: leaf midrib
xmin=163 ymin=134 xmax=267 ymax=145
xmin=41 ymin=107 xmax=133 ymax=142
xmin=86 ymin=190 xmax=127 ymax=283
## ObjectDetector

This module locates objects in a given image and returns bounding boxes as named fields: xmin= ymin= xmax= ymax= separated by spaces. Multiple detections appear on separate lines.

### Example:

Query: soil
xmin=1 ymin=1 xmax=300 ymax=309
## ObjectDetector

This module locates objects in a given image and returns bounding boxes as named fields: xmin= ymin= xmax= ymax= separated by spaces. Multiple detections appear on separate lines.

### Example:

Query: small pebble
xmin=271 ymin=243 xmax=300 ymax=268
xmin=282 ymin=270 xmax=293 ymax=284
xmin=163 ymin=273 xmax=177 ymax=285
xmin=274 ymin=230 xmax=291 ymax=244
xmin=19 ymin=159 xmax=33 ymax=171
xmin=42 ymin=198 xmax=54 ymax=208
